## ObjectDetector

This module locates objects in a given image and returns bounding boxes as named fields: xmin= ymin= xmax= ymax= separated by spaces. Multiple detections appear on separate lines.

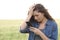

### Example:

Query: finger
xmin=30 ymin=27 xmax=36 ymax=30
xmin=29 ymin=27 xmax=35 ymax=30
xmin=31 ymin=3 xmax=36 ymax=8
xmin=29 ymin=4 xmax=36 ymax=9
xmin=30 ymin=27 xmax=34 ymax=29
xmin=29 ymin=28 xmax=34 ymax=31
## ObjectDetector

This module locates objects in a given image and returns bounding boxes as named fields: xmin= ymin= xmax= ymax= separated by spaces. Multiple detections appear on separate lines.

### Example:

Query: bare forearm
xmin=39 ymin=30 xmax=49 ymax=40
xmin=29 ymin=27 xmax=49 ymax=40
xmin=20 ymin=15 xmax=32 ymax=30
xmin=20 ymin=5 xmax=34 ymax=31
xmin=20 ymin=21 xmax=27 ymax=30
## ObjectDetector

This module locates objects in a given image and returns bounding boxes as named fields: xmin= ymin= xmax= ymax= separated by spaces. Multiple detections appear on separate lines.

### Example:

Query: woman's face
xmin=33 ymin=11 xmax=45 ymax=22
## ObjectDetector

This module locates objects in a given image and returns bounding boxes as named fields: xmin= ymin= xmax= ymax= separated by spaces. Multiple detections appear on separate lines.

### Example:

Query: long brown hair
xmin=29 ymin=4 xmax=55 ymax=23
xmin=33 ymin=4 xmax=55 ymax=21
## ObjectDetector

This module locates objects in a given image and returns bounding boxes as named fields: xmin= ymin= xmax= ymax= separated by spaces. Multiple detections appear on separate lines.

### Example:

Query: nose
xmin=34 ymin=16 xmax=37 ymax=20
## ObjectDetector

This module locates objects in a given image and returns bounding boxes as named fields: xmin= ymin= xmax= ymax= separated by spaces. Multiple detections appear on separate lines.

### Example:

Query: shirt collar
xmin=46 ymin=19 xmax=52 ymax=26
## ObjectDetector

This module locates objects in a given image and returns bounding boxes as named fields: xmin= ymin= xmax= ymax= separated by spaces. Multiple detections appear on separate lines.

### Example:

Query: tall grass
xmin=0 ymin=19 xmax=60 ymax=40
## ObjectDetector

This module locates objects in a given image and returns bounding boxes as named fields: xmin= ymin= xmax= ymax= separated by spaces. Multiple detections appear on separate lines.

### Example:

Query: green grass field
xmin=0 ymin=19 xmax=60 ymax=40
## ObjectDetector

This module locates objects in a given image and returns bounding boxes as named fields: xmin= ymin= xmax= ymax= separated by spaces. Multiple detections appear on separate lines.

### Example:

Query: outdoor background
xmin=0 ymin=0 xmax=60 ymax=40
xmin=0 ymin=19 xmax=60 ymax=40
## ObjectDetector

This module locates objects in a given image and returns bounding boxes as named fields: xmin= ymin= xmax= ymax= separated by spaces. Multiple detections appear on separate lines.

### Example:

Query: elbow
xmin=19 ymin=26 xmax=25 ymax=33
xmin=20 ymin=29 xmax=26 ymax=33
xmin=20 ymin=27 xmax=27 ymax=33
xmin=19 ymin=26 xmax=29 ymax=33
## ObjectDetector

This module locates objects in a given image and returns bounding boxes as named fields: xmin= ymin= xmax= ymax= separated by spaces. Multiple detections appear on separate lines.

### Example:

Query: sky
xmin=0 ymin=0 xmax=60 ymax=20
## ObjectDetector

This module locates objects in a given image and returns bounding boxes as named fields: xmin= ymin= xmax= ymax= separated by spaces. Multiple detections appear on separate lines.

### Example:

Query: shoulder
xmin=47 ymin=20 xmax=57 ymax=26
xmin=47 ymin=19 xmax=58 ymax=29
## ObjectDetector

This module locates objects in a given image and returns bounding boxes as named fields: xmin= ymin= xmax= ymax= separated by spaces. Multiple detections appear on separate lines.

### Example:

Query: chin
xmin=38 ymin=20 xmax=42 ymax=23
xmin=36 ymin=19 xmax=40 ymax=22
xmin=37 ymin=20 xmax=40 ymax=22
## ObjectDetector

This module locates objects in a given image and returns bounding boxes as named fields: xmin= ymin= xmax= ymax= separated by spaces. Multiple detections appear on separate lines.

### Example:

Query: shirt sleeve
xmin=20 ymin=25 xmax=30 ymax=33
xmin=49 ymin=23 xmax=58 ymax=40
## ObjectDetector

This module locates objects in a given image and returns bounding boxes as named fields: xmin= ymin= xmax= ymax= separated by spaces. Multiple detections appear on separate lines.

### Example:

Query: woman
xmin=20 ymin=4 xmax=58 ymax=40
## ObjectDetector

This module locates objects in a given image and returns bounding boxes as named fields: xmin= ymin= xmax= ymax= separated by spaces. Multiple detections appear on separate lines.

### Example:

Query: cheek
xmin=36 ymin=16 xmax=40 ymax=20
xmin=38 ymin=15 xmax=42 ymax=19
xmin=38 ymin=15 xmax=44 ymax=21
xmin=39 ymin=14 xmax=44 ymax=18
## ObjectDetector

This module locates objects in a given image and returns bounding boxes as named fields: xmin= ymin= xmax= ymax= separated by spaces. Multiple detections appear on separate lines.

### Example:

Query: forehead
xmin=33 ymin=11 xmax=39 ymax=15
xmin=33 ymin=10 xmax=43 ymax=16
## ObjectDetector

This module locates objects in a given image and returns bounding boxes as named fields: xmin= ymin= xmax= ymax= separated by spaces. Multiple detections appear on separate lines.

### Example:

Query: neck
xmin=40 ymin=17 xmax=47 ymax=24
